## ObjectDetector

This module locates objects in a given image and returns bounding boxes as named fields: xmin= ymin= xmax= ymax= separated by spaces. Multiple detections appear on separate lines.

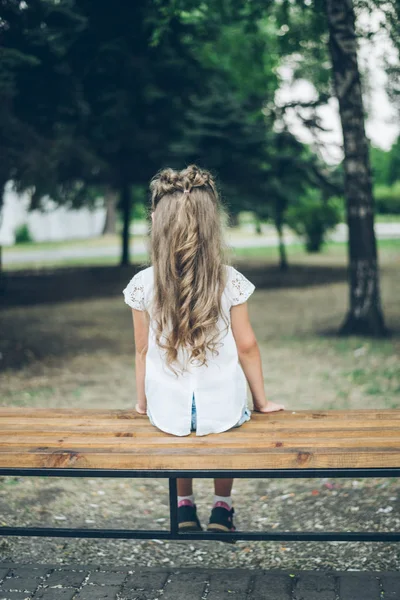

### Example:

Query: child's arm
xmin=135 ymin=350 xmax=147 ymax=413
xmin=231 ymin=302 xmax=284 ymax=413
xmin=131 ymin=309 xmax=149 ymax=414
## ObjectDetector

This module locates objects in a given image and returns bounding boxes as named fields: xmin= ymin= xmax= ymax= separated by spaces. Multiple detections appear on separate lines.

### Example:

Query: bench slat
xmin=0 ymin=449 xmax=399 ymax=470
xmin=0 ymin=436 xmax=398 ymax=450
xmin=0 ymin=407 xmax=399 ymax=419
xmin=0 ymin=408 xmax=399 ymax=471
xmin=0 ymin=417 xmax=398 ymax=431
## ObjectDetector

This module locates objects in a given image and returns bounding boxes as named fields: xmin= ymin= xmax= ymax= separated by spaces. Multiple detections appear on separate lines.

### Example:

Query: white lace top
xmin=123 ymin=265 xmax=256 ymax=436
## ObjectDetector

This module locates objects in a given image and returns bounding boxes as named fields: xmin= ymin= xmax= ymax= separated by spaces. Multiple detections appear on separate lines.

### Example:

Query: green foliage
xmin=132 ymin=203 xmax=147 ymax=220
xmin=0 ymin=0 xmax=338 ymax=265
xmin=370 ymin=146 xmax=392 ymax=186
xmin=286 ymin=189 xmax=342 ymax=252
xmin=14 ymin=223 xmax=33 ymax=244
xmin=388 ymin=137 xmax=400 ymax=185
xmin=371 ymin=138 xmax=400 ymax=188
xmin=374 ymin=182 xmax=400 ymax=215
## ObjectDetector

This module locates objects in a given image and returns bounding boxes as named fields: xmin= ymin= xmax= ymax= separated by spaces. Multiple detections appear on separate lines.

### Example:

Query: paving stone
xmin=86 ymin=572 xmax=127 ymax=587
xmin=207 ymin=570 xmax=252 ymax=599
xmin=251 ymin=572 xmax=293 ymax=600
xmin=0 ymin=567 xmax=50 ymax=596
xmin=0 ymin=579 xmax=41 ymax=593
xmin=5 ymin=570 xmax=49 ymax=581
xmin=121 ymin=571 xmax=168 ymax=592
xmin=35 ymin=589 xmax=76 ymax=600
xmin=118 ymin=591 xmax=161 ymax=600
xmin=74 ymin=585 xmax=119 ymax=600
xmin=339 ymin=574 xmax=381 ymax=600
xmin=0 ymin=572 xmax=10 ymax=584
xmin=162 ymin=571 xmax=208 ymax=599
xmin=0 ymin=592 xmax=33 ymax=600
xmin=2 ymin=565 xmax=400 ymax=600
xmin=91 ymin=565 xmax=127 ymax=574
xmin=294 ymin=573 xmax=336 ymax=600
xmin=380 ymin=574 xmax=400 ymax=599
xmin=44 ymin=569 xmax=88 ymax=588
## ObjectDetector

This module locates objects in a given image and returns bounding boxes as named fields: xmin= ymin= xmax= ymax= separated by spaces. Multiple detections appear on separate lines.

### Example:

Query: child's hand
xmin=135 ymin=403 xmax=147 ymax=415
xmin=254 ymin=401 xmax=285 ymax=413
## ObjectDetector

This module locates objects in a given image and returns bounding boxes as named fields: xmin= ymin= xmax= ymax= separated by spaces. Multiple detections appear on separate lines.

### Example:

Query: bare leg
xmin=214 ymin=478 xmax=234 ymax=497
xmin=177 ymin=478 xmax=193 ymax=497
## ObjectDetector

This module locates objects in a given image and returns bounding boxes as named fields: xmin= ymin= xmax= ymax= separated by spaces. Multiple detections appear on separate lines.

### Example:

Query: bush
xmin=286 ymin=190 xmax=342 ymax=253
xmin=14 ymin=223 xmax=33 ymax=244
xmin=374 ymin=182 xmax=400 ymax=215
xmin=132 ymin=202 xmax=147 ymax=220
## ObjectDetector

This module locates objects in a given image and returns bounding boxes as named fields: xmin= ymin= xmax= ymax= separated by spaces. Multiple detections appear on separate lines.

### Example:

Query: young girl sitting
xmin=123 ymin=164 xmax=284 ymax=535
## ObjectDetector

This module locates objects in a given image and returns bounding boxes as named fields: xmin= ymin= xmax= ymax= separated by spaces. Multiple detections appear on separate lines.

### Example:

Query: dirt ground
xmin=0 ymin=247 xmax=399 ymax=570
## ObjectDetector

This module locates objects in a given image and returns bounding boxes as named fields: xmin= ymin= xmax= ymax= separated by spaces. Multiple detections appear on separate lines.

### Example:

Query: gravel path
xmin=0 ymin=475 xmax=399 ymax=571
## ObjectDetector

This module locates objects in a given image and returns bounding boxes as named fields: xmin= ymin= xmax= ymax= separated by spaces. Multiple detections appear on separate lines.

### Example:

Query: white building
xmin=0 ymin=182 xmax=106 ymax=245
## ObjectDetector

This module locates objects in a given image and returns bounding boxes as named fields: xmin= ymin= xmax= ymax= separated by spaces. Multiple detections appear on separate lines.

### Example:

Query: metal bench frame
xmin=1 ymin=467 xmax=399 ymax=543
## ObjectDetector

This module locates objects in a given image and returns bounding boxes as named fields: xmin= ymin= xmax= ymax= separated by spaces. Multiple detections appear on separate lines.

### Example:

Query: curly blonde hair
xmin=146 ymin=164 xmax=232 ymax=377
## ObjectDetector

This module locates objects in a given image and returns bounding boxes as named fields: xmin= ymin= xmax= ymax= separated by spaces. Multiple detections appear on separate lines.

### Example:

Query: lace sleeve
xmin=228 ymin=266 xmax=256 ymax=306
xmin=122 ymin=271 xmax=146 ymax=311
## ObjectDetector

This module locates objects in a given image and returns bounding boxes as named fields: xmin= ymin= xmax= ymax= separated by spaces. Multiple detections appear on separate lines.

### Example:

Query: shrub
xmin=14 ymin=223 xmax=33 ymax=244
xmin=286 ymin=190 xmax=342 ymax=253
xmin=132 ymin=202 xmax=147 ymax=220
xmin=374 ymin=182 xmax=400 ymax=215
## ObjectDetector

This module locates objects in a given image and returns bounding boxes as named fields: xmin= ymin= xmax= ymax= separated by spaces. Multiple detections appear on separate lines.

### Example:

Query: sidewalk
xmin=0 ymin=564 xmax=399 ymax=599
xmin=3 ymin=221 xmax=400 ymax=266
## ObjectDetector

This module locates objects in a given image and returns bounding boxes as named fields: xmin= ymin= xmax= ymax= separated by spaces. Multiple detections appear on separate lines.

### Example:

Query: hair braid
xmin=148 ymin=165 xmax=231 ymax=377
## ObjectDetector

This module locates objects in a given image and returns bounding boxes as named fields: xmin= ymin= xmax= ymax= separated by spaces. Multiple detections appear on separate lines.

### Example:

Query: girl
xmin=123 ymin=165 xmax=284 ymax=536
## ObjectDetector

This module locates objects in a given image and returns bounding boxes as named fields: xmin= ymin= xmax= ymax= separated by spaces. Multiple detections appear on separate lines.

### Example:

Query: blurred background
xmin=0 ymin=0 xmax=399 ymax=571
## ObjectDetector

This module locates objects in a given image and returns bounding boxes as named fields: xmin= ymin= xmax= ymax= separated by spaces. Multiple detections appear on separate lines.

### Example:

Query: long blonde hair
xmin=146 ymin=164 xmax=232 ymax=377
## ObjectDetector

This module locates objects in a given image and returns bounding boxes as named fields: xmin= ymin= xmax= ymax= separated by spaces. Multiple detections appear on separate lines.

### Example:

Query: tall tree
xmin=325 ymin=0 xmax=386 ymax=335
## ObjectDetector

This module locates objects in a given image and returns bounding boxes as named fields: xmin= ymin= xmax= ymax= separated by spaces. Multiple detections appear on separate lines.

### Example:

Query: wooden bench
xmin=0 ymin=407 xmax=399 ymax=543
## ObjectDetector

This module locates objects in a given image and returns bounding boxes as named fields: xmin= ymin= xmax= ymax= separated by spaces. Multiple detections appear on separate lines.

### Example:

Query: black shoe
xmin=178 ymin=503 xmax=202 ymax=532
xmin=207 ymin=504 xmax=236 ymax=543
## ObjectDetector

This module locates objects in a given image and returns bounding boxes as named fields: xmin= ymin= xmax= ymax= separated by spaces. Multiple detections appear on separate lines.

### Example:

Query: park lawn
xmin=1 ymin=242 xmax=399 ymax=410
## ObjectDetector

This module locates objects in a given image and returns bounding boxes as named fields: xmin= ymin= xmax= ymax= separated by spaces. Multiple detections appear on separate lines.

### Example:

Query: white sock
xmin=213 ymin=494 xmax=233 ymax=509
xmin=178 ymin=494 xmax=195 ymax=506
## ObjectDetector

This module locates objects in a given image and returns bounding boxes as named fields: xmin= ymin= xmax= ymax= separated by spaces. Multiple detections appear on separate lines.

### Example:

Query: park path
xmin=0 ymin=564 xmax=399 ymax=599
xmin=3 ymin=222 xmax=400 ymax=266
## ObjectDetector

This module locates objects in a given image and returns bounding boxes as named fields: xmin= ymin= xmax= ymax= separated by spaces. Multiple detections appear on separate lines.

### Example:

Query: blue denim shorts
xmin=148 ymin=393 xmax=251 ymax=431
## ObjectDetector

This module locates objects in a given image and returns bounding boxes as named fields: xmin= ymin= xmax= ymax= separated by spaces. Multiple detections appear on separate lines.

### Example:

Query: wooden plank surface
xmin=0 ymin=408 xmax=399 ymax=471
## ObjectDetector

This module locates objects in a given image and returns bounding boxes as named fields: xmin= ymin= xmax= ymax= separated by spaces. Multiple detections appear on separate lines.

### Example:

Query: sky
xmin=275 ymin=9 xmax=399 ymax=165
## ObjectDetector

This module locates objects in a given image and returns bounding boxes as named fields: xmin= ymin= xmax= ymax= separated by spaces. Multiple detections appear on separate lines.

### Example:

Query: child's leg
xmin=177 ymin=478 xmax=193 ymax=496
xmin=208 ymin=478 xmax=236 ymax=536
xmin=176 ymin=477 xmax=202 ymax=531
xmin=214 ymin=478 xmax=233 ymax=496
xmin=213 ymin=478 xmax=234 ymax=508
xmin=177 ymin=478 xmax=195 ymax=507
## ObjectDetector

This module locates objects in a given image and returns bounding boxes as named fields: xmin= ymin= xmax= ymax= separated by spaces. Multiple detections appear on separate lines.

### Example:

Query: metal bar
xmin=169 ymin=478 xmax=178 ymax=534
xmin=1 ymin=467 xmax=399 ymax=543
xmin=0 ymin=468 xmax=399 ymax=479
xmin=0 ymin=526 xmax=399 ymax=542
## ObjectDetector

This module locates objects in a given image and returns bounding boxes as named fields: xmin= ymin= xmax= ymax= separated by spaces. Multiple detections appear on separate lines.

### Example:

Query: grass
xmin=1 ymin=244 xmax=399 ymax=409
xmin=375 ymin=214 xmax=400 ymax=223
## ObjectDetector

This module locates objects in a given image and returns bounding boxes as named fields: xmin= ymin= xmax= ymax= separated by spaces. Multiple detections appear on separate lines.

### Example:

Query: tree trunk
xmin=325 ymin=0 xmax=387 ymax=336
xmin=120 ymin=184 xmax=132 ymax=266
xmin=229 ymin=211 xmax=240 ymax=228
xmin=275 ymin=216 xmax=288 ymax=271
xmin=102 ymin=188 xmax=118 ymax=235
